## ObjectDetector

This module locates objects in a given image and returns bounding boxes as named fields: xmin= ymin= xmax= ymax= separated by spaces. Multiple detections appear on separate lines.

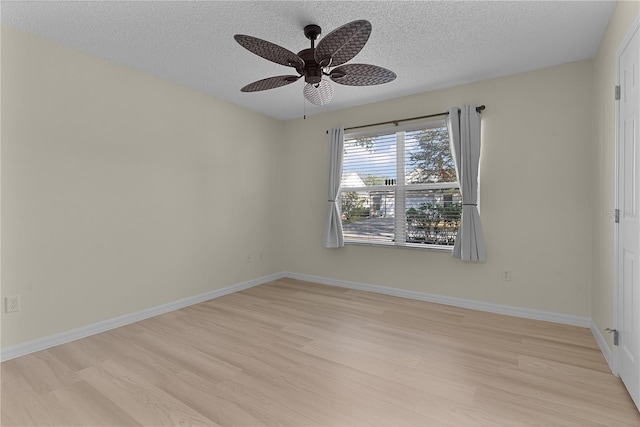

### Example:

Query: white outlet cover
xmin=5 ymin=296 xmax=20 ymax=313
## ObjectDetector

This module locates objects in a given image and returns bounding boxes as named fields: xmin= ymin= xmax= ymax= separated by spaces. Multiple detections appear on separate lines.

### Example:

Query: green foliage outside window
xmin=407 ymin=127 xmax=456 ymax=183
xmin=406 ymin=201 xmax=461 ymax=245
xmin=341 ymin=192 xmax=369 ymax=223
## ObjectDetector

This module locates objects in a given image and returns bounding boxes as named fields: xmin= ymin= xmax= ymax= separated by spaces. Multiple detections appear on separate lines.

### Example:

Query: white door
xmin=617 ymin=21 xmax=640 ymax=411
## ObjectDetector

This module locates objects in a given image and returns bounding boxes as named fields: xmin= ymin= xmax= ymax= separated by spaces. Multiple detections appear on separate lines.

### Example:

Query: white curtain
xmin=322 ymin=127 xmax=345 ymax=248
xmin=447 ymin=105 xmax=486 ymax=261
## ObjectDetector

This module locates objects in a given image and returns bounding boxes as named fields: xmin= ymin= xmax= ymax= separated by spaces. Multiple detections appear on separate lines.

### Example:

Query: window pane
xmin=341 ymin=190 xmax=395 ymax=244
xmin=405 ymin=188 xmax=461 ymax=246
xmin=405 ymin=127 xmax=457 ymax=184
xmin=342 ymin=134 xmax=397 ymax=188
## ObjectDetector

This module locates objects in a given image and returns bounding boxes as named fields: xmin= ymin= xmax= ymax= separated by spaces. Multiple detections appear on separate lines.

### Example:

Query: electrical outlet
xmin=501 ymin=269 xmax=512 ymax=282
xmin=5 ymin=295 xmax=20 ymax=313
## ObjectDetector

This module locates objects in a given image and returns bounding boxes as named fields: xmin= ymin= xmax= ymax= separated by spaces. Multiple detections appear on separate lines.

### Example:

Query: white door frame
xmin=613 ymin=12 xmax=640 ymax=399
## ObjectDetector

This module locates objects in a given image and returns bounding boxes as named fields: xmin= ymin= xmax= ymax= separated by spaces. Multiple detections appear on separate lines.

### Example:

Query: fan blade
xmin=330 ymin=64 xmax=396 ymax=86
xmin=241 ymin=75 xmax=301 ymax=92
xmin=314 ymin=20 xmax=372 ymax=67
xmin=303 ymin=80 xmax=334 ymax=106
xmin=234 ymin=35 xmax=304 ymax=69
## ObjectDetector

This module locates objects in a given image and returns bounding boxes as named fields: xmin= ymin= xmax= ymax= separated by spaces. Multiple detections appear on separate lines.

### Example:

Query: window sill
xmin=343 ymin=240 xmax=454 ymax=253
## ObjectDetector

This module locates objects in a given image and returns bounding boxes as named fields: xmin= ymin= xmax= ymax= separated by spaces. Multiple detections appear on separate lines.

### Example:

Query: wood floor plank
xmin=300 ymin=338 xmax=479 ymax=405
xmin=78 ymin=360 xmax=219 ymax=426
xmin=492 ymin=365 xmax=638 ymax=426
xmin=414 ymin=394 xmax=488 ymax=427
xmin=154 ymin=370 xmax=266 ymax=427
xmin=285 ymin=362 xmax=424 ymax=413
xmin=2 ymin=350 xmax=81 ymax=395
xmin=131 ymin=331 xmax=243 ymax=385
xmin=46 ymin=340 xmax=104 ymax=372
xmin=51 ymin=380 xmax=142 ymax=426
xmin=211 ymin=375 xmax=322 ymax=426
xmin=516 ymin=354 xmax=634 ymax=402
xmin=2 ymin=278 xmax=639 ymax=426
xmin=217 ymin=369 xmax=435 ymax=427
xmin=1 ymin=376 xmax=66 ymax=426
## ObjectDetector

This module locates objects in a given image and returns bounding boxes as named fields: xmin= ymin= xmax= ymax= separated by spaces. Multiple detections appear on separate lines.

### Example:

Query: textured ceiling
xmin=1 ymin=1 xmax=615 ymax=120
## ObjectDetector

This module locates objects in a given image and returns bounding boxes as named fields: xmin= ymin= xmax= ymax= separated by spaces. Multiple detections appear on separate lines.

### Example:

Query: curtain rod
xmin=325 ymin=105 xmax=485 ymax=134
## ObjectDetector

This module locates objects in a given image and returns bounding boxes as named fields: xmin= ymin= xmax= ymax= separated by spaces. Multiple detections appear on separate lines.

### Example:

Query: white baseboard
xmin=590 ymin=319 xmax=616 ymax=374
xmin=1 ymin=270 xmax=600 ymax=363
xmin=283 ymin=271 xmax=592 ymax=328
xmin=0 ymin=272 xmax=285 ymax=362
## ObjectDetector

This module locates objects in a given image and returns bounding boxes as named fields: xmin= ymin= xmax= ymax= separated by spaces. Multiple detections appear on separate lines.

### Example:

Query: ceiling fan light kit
xmin=303 ymin=80 xmax=334 ymax=106
xmin=234 ymin=20 xmax=396 ymax=107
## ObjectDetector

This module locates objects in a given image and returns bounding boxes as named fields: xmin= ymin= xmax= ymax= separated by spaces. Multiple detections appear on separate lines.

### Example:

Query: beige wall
xmin=282 ymin=60 xmax=594 ymax=317
xmin=592 ymin=1 xmax=640 ymax=350
xmin=1 ymin=27 xmax=285 ymax=348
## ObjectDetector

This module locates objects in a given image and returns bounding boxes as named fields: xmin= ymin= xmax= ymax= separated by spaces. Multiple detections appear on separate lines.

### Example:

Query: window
xmin=340 ymin=121 xmax=461 ymax=249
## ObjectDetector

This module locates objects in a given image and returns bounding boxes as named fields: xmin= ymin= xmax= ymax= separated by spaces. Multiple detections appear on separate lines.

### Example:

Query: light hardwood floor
xmin=2 ymin=278 xmax=639 ymax=426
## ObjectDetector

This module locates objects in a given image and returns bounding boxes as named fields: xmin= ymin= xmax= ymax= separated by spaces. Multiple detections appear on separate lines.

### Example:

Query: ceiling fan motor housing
xmin=297 ymin=48 xmax=323 ymax=85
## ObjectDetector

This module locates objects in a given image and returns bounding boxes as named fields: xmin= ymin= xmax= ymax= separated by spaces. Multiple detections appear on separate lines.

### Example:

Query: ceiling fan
xmin=234 ymin=20 xmax=396 ymax=106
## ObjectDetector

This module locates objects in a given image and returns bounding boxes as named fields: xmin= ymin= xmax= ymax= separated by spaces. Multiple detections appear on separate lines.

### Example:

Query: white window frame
xmin=340 ymin=119 xmax=460 ymax=251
